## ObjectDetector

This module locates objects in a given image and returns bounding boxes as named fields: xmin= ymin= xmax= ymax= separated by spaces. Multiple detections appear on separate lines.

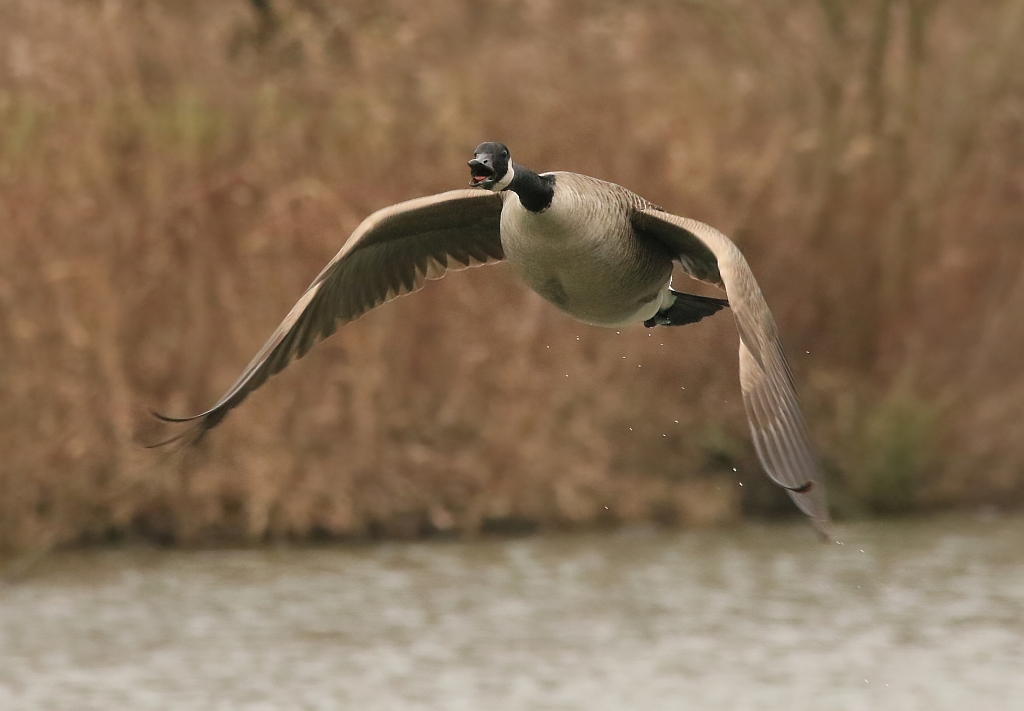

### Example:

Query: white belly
xmin=499 ymin=188 xmax=673 ymax=327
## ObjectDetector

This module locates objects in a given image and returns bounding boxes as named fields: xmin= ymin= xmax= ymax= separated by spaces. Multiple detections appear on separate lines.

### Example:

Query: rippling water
xmin=2 ymin=516 xmax=1023 ymax=710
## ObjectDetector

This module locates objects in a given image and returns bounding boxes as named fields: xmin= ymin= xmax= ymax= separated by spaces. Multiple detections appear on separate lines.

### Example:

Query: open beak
xmin=468 ymin=156 xmax=495 ymax=188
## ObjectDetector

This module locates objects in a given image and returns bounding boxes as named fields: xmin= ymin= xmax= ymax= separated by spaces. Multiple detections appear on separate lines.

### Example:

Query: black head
xmin=468 ymin=142 xmax=513 ymax=191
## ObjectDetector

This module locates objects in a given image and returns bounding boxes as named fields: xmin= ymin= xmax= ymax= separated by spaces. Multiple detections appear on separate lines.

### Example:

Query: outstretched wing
xmin=632 ymin=208 xmax=830 ymax=538
xmin=152 ymin=189 xmax=504 ymax=445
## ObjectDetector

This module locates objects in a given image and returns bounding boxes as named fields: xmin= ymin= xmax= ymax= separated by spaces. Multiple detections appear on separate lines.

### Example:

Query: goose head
xmin=468 ymin=142 xmax=514 ymax=191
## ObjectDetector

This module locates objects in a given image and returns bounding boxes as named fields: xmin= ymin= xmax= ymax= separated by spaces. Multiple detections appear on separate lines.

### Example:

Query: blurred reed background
xmin=2 ymin=0 xmax=1024 ymax=555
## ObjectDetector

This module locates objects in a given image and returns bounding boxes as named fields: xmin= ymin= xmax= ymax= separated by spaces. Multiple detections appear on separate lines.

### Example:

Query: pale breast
xmin=499 ymin=173 xmax=673 ymax=326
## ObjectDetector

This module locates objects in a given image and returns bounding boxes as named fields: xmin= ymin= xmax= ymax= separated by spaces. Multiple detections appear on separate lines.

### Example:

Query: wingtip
xmin=142 ymin=421 xmax=210 ymax=450
xmin=150 ymin=408 xmax=202 ymax=424
xmin=783 ymin=480 xmax=814 ymax=494
xmin=811 ymin=516 xmax=834 ymax=543
xmin=144 ymin=408 xmax=213 ymax=449
xmin=142 ymin=430 xmax=189 ymax=450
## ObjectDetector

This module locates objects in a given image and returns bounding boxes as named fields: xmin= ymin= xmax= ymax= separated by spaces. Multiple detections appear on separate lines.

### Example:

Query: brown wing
xmin=632 ymin=208 xmax=831 ymax=538
xmin=152 ymin=189 xmax=504 ymax=445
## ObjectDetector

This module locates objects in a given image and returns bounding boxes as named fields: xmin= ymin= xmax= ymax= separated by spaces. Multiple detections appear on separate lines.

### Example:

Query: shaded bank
xmin=2 ymin=0 xmax=1024 ymax=553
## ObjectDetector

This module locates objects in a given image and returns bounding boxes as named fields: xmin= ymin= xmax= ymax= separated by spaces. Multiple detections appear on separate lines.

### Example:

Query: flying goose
xmin=153 ymin=142 xmax=830 ymax=536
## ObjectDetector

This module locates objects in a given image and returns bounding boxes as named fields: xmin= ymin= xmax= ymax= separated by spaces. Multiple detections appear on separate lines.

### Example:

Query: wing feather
xmin=151 ymin=189 xmax=503 ymax=444
xmin=632 ymin=208 xmax=830 ymax=537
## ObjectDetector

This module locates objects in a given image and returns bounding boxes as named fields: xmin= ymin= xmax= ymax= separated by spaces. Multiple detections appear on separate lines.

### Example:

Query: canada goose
xmin=153 ymin=142 xmax=830 ymax=537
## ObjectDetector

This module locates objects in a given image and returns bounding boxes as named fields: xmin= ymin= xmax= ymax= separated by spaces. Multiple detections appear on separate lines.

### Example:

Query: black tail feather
xmin=644 ymin=290 xmax=729 ymax=328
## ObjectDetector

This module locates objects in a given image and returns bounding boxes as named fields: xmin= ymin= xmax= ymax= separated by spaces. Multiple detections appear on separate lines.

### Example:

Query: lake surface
xmin=2 ymin=515 xmax=1022 ymax=710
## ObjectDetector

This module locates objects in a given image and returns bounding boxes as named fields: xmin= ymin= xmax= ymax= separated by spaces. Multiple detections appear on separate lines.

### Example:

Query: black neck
xmin=506 ymin=165 xmax=555 ymax=212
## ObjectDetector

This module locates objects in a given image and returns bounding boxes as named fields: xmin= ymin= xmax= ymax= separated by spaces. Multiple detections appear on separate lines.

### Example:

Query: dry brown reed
xmin=2 ymin=0 xmax=1024 ymax=554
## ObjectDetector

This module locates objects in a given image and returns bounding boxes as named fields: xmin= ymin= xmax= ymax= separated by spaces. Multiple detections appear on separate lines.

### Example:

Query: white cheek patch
xmin=493 ymin=162 xmax=515 ymax=191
